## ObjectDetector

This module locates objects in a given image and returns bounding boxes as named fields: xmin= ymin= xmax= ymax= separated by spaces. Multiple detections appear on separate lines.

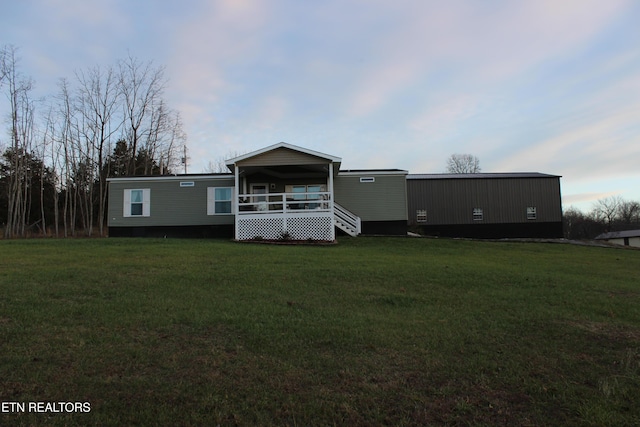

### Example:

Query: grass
xmin=0 ymin=237 xmax=639 ymax=426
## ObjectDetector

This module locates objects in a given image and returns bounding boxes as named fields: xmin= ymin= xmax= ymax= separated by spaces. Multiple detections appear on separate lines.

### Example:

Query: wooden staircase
xmin=334 ymin=203 xmax=361 ymax=237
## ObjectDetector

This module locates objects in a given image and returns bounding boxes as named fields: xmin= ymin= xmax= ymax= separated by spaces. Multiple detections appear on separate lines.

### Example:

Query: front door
xmin=250 ymin=183 xmax=268 ymax=210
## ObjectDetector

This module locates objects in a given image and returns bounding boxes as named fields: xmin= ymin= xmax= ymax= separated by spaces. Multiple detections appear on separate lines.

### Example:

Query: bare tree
xmin=446 ymin=153 xmax=481 ymax=174
xmin=0 ymin=45 xmax=7 ymax=86
xmin=617 ymin=199 xmax=640 ymax=226
xmin=118 ymin=55 xmax=166 ymax=175
xmin=204 ymin=150 xmax=245 ymax=173
xmin=42 ymin=104 xmax=63 ymax=236
xmin=55 ymin=78 xmax=77 ymax=237
xmin=155 ymin=109 xmax=186 ymax=175
xmin=75 ymin=64 xmax=121 ymax=235
xmin=140 ymin=100 xmax=185 ymax=175
xmin=592 ymin=196 xmax=622 ymax=231
xmin=2 ymin=46 xmax=35 ymax=238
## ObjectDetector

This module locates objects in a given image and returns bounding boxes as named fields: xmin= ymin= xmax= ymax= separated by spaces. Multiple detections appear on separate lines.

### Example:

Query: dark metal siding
xmin=407 ymin=176 xmax=562 ymax=226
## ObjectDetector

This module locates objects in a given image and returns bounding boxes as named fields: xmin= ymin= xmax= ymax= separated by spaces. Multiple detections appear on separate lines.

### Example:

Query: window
xmin=124 ymin=189 xmax=150 ymax=217
xmin=360 ymin=177 xmax=375 ymax=183
xmin=472 ymin=208 xmax=483 ymax=221
xmin=291 ymin=185 xmax=307 ymax=201
xmin=286 ymin=184 xmax=325 ymax=201
xmin=285 ymin=184 xmax=326 ymax=209
xmin=130 ymin=190 xmax=143 ymax=215
xmin=527 ymin=206 xmax=537 ymax=220
xmin=180 ymin=181 xmax=195 ymax=187
xmin=416 ymin=209 xmax=427 ymax=223
xmin=207 ymin=187 xmax=233 ymax=215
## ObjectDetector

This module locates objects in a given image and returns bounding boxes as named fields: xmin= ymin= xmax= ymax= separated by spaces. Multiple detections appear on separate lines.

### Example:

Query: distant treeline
xmin=564 ymin=196 xmax=640 ymax=239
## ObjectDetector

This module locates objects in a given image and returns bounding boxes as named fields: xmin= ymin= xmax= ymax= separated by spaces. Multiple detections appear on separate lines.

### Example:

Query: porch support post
xmin=328 ymin=162 xmax=335 ymax=241
xmin=234 ymin=164 xmax=239 ymax=240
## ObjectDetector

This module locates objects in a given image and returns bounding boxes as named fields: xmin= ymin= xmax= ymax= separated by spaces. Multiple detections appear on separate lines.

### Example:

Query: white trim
xmin=123 ymin=188 xmax=151 ymax=217
xmin=207 ymin=187 xmax=234 ymax=215
xmin=142 ymin=189 xmax=151 ymax=216
xmin=234 ymin=165 xmax=240 ymax=240
xmin=123 ymin=189 xmax=131 ymax=217
xmin=328 ymin=162 xmax=335 ymax=240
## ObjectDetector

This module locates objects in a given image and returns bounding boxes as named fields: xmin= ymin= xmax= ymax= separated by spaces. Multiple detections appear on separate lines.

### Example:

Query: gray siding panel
xmin=334 ymin=174 xmax=407 ymax=221
xmin=108 ymin=177 xmax=235 ymax=227
xmin=237 ymin=147 xmax=329 ymax=167
xmin=407 ymin=177 xmax=562 ymax=225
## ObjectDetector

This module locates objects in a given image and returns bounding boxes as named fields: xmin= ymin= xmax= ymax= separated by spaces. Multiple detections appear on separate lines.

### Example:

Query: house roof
xmin=106 ymin=173 xmax=233 ymax=182
xmin=595 ymin=229 xmax=640 ymax=240
xmin=407 ymin=172 xmax=561 ymax=180
xmin=225 ymin=142 xmax=342 ymax=166
xmin=339 ymin=169 xmax=408 ymax=175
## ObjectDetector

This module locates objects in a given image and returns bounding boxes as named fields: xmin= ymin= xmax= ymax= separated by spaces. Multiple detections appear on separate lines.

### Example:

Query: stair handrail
xmin=334 ymin=202 xmax=361 ymax=235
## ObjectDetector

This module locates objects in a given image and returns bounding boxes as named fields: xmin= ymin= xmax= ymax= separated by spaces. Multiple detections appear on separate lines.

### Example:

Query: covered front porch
xmin=226 ymin=143 xmax=360 ymax=241
xmin=236 ymin=189 xmax=334 ymax=240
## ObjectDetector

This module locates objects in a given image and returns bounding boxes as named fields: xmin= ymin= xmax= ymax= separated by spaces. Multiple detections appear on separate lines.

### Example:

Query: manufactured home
xmin=107 ymin=142 xmax=563 ymax=240
xmin=108 ymin=143 xmax=408 ymax=240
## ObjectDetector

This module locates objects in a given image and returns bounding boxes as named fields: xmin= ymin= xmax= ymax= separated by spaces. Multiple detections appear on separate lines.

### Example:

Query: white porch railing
xmin=237 ymin=191 xmax=332 ymax=214
xmin=235 ymin=192 xmax=335 ymax=241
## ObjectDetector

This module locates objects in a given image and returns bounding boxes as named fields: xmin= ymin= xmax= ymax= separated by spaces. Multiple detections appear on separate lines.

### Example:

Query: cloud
xmin=563 ymin=190 xmax=622 ymax=210
xmin=494 ymin=104 xmax=640 ymax=173
xmin=3 ymin=0 xmax=639 ymax=206
xmin=340 ymin=0 xmax=633 ymax=118
xmin=168 ymin=0 xmax=271 ymax=104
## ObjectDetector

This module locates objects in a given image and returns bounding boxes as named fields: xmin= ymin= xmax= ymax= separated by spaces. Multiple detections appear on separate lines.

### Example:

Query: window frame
xmin=527 ymin=206 xmax=537 ymax=220
xmin=472 ymin=208 xmax=484 ymax=221
xmin=207 ymin=187 xmax=234 ymax=215
xmin=123 ymin=188 xmax=151 ymax=217
xmin=416 ymin=209 xmax=427 ymax=223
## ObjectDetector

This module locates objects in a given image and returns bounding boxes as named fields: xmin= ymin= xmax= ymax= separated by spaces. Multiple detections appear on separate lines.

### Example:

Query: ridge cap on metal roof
xmin=406 ymin=172 xmax=561 ymax=179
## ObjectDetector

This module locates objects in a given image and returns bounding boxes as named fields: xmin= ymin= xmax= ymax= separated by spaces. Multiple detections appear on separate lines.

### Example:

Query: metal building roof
xmin=407 ymin=172 xmax=561 ymax=180
xmin=595 ymin=229 xmax=640 ymax=240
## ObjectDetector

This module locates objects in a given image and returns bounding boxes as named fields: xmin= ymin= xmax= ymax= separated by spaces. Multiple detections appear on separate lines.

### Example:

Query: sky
xmin=1 ymin=0 xmax=639 ymax=212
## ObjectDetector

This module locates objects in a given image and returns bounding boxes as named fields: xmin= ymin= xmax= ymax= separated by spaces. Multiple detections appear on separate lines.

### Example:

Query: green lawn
xmin=0 ymin=237 xmax=639 ymax=426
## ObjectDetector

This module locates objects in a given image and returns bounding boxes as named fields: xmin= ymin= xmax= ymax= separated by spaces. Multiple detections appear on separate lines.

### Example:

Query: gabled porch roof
xmin=225 ymin=142 xmax=342 ymax=173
